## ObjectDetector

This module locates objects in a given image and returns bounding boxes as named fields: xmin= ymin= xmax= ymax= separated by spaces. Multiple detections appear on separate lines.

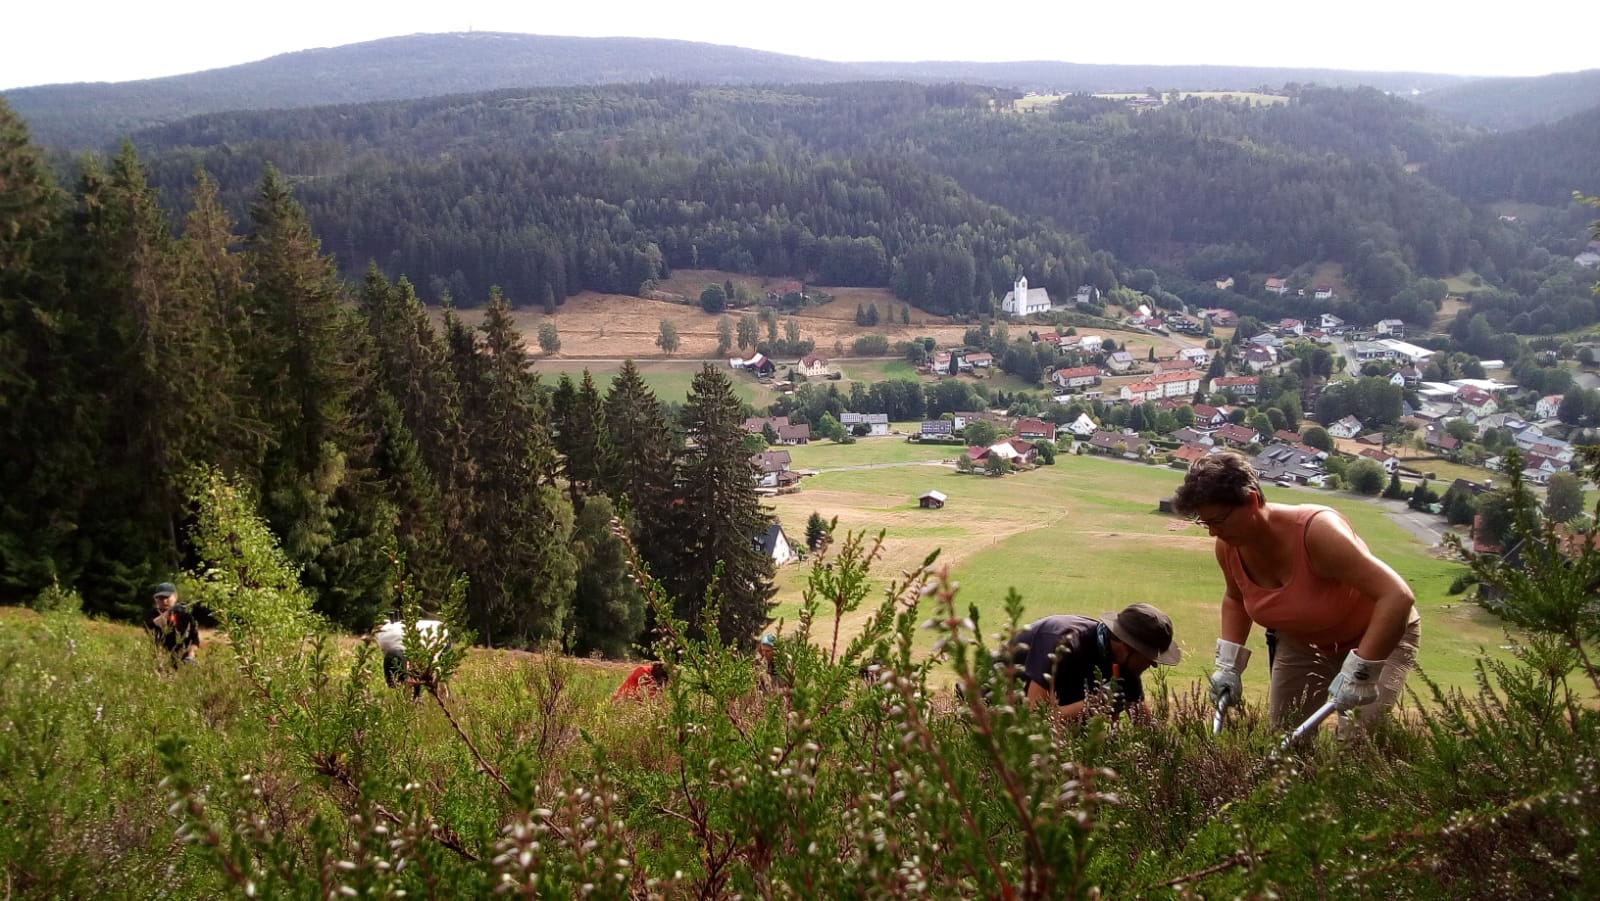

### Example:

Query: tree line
xmin=0 ymin=101 xmax=773 ymax=653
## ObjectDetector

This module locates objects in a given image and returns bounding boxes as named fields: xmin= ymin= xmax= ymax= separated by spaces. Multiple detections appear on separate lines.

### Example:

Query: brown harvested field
xmin=447 ymin=269 xmax=973 ymax=360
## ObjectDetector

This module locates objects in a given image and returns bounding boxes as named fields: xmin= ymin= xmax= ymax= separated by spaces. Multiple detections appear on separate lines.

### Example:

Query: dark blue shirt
xmin=1007 ymin=615 xmax=1143 ymax=709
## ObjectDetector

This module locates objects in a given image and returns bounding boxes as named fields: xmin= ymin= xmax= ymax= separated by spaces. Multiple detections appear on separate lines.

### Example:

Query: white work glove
xmin=1329 ymin=651 xmax=1383 ymax=711
xmin=1209 ymin=639 xmax=1252 ymax=708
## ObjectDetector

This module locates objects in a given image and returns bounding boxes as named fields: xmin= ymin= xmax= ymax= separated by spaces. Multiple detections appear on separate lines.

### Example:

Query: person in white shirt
xmin=373 ymin=615 xmax=448 ymax=699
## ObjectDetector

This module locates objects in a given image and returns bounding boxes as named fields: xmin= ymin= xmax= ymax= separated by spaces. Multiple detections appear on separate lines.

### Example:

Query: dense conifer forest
xmin=3 ymin=55 xmax=1599 ymax=649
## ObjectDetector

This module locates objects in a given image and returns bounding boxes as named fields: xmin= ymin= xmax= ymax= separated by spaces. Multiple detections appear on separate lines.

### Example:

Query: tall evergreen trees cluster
xmin=0 ymin=101 xmax=773 ymax=652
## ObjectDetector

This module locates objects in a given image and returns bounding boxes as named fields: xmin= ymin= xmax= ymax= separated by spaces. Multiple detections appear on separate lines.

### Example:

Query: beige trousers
xmin=1268 ymin=614 xmax=1421 ymax=735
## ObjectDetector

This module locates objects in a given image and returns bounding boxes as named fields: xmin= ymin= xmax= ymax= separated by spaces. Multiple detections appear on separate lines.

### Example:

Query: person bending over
xmin=1005 ymin=603 xmax=1182 ymax=722
xmin=1173 ymin=451 xmax=1420 ymax=736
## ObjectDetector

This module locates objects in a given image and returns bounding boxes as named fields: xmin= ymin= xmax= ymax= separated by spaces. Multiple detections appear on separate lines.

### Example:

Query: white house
xmin=1074 ymin=285 xmax=1100 ymax=305
xmin=1120 ymin=371 xmax=1201 ymax=403
xmin=1061 ymin=413 xmax=1099 ymax=438
xmin=1328 ymin=415 xmax=1364 ymax=439
xmin=1051 ymin=364 xmax=1100 ymax=390
xmin=1105 ymin=351 xmax=1135 ymax=372
xmin=1001 ymin=275 xmax=1052 ymax=316
xmin=1537 ymin=394 xmax=1564 ymax=420
xmin=1179 ymin=347 xmax=1211 ymax=367
xmin=1320 ymin=313 xmax=1345 ymax=330
xmin=1376 ymin=319 xmax=1406 ymax=337
xmin=1360 ymin=448 xmax=1399 ymax=475
xmin=796 ymin=354 xmax=832 ymax=378
xmin=1265 ymin=277 xmax=1288 ymax=295
xmin=840 ymin=412 xmax=890 ymax=437
xmin=755 ymin=521 xmax=797 ymax=566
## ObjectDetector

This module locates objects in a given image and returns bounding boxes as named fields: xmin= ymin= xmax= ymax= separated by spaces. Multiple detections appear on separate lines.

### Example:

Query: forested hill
xmin=119 ymin=79 xmax=1503 ymax=325
xmin=6 ymin=31 xmax=1468 ymax=150
xmin=1413 ymin=69 xmax=1600 ymax=131
xmin=1424 ymin=106 xmax=1600 ymax=207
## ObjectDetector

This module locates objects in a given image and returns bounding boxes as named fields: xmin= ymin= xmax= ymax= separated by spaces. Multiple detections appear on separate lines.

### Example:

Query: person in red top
xmin=1173 ymin=452 xmax=1420 ymax=734
xmin=612 ymin=661 xmax=668 ymax=701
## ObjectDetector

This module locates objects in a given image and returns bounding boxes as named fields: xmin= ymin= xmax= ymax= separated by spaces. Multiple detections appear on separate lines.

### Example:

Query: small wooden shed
xmin=919 ymin=490 xmax=947 ymax=509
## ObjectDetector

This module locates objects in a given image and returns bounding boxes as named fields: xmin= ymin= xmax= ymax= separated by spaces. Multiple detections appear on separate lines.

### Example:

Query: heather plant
xmin=6 ymin=489 xmax=1600 ymax=897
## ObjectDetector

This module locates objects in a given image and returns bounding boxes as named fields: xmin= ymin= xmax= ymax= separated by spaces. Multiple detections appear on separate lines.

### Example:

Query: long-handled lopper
xmin=1212 ymin=690 xmax=1232 ymax=735
xmin=1282 ymin=698 xmax=1340 ymax=749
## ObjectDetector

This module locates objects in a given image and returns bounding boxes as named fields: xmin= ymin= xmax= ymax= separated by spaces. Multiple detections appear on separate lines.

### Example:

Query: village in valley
xmin=725 ymin=270 xmax=1584 ymax=568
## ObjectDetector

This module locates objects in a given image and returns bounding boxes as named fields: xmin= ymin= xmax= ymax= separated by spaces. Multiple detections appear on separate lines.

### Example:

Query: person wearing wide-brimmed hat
xmin=1003 ymin=603 xmax=1183 ymax=721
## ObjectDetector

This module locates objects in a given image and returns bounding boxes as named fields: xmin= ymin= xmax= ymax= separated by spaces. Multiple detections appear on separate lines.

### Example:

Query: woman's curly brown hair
xmin=1172 ymin=451 xmax=1263 ymax=516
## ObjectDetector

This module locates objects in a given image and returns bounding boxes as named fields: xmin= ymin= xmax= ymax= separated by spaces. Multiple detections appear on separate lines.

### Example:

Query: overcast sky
xmin=4 ymin=0 xmax=1594 ymax=90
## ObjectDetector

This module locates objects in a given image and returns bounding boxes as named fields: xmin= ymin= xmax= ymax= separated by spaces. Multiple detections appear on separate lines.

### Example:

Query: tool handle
xmin=1285 ymin=699 xmax=1339 ymax=745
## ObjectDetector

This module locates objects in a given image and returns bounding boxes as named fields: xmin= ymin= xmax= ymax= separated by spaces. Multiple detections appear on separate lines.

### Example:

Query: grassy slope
xmin=767 ymin=447 xmax=1508 ymax=698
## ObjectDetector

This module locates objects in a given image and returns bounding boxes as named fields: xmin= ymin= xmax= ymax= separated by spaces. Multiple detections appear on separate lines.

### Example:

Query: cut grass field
xmin=525 ymin=358 xmax=773 ymax=406
xmin=766 ymin=446 xmax=1512 ymax=699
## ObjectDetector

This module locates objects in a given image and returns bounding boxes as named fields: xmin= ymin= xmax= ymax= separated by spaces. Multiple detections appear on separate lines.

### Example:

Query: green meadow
xmin=768 ymin=446 xmax=1510 ymax=697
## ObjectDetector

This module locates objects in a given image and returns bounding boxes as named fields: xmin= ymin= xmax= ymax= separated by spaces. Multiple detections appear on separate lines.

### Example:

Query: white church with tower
xmin=1000 ymin=274 xmax=1052 ymax=317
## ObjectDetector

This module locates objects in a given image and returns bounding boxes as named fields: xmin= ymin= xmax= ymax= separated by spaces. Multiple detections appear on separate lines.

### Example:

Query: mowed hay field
xmin=765 ymin=448 xmax=1511 ymax=698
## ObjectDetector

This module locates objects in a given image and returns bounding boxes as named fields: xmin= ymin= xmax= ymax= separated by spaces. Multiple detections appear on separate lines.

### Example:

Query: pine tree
xmin=551 ymin=371 xmax=609 ymax=509
xmin=673 ymin=364 xmax=776 ymax=643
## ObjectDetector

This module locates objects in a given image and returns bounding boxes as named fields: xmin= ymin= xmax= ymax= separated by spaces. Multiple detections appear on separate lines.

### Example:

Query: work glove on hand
xmin=1209 ymin=639 xmax=1252 ymax=708
xmin=1329 ymin=651 xmax=1383 ymax=711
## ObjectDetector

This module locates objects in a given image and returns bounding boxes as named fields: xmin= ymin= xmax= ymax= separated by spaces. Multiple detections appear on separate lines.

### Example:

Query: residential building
xmin=1360 ymin=448 xmax=1399 ymax=474
xmin=1120 ymin=371 xmax=1201 ymax=403
xmin=1086 ymin=429 xmax=1151 ymax=458
xmin=1328 ymin=415 xmax=1364 ymax=439
xmin=920 ymin=419 xmax=954 ymax=439
xmin=750 ymin=450 xmax=793 ymax=488
xmin=966 ymin=352 xmax=995 ymax=369
xmin=1265 ymin=277 xmax=1288 ymax=295
xmin=1014 ymin=418 xmax=1053 ymax=440
xmin=1209 ymin=375 xmax=1260 ymax=398
xmin=1213 ymin=422 xmax=1260 ymax=448
xmin=1376 ymin=319 xmax=1406 ymax=337
xmin=1105 ymin=351 xmax=1135 ymax=372
xmin=1050 ymin=365 xmax=1100 ymax=390
xmin=1537 ymin=394 xmax=1564 ymax=420
xmin=795 ymin=354 xmax=832 ymax=378
xmin=839 ymin=412 xmax=890 ymax=437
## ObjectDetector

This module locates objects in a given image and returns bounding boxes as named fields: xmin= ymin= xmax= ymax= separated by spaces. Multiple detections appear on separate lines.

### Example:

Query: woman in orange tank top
xmin=1173 ymin=452 xmax=1421 ymax=733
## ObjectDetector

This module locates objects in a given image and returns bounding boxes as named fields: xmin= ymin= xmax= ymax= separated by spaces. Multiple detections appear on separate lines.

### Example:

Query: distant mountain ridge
xmin=3 ymin=31 xmax=1476 ymax=149
xmin=1412 ymin=69 xmax=1600 ymax=131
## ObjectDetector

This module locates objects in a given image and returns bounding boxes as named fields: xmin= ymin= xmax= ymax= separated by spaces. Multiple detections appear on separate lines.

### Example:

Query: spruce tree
xmin=62 ymin=144 xmax=197 ymax=612
xmin=0 ymin=99 xmax=81 ymax=604
xmin=454 ymin=289 xmax=578 ymax=646
xmin=673 ymin=364 xmax=776 ymax=643
xmin=569 ymin=495 xmax=646 ymax=658
xmin=245 ymin=165 xmax=389 ymax=626
xmin=598 ymin=360 xmax=681 ymax=600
